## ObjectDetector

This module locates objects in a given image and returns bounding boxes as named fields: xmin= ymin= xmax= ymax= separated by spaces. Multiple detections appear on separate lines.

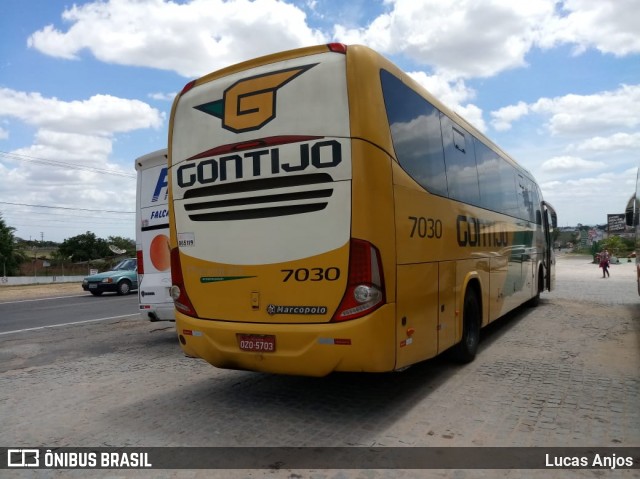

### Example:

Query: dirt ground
xmin=0 ymin=282 xmax=84 ymax=301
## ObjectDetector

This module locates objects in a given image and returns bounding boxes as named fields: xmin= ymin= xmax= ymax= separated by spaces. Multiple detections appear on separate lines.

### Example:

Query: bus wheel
xmin=117 ymin=280 xmax=132 ymax=295
xmin=451 ymin=288 xmax=480 ymax=363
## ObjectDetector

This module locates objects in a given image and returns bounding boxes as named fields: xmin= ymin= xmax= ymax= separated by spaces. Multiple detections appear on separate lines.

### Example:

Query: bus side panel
xmin=350 ymin=140 xmax=397 ymax=303
xmin=395 ymin=263 xmax=439 ymax=369
xmin=488 ymin=254 xmax=508 ymax=323
xmin=438 ymin=261 xmax=458 ymax=354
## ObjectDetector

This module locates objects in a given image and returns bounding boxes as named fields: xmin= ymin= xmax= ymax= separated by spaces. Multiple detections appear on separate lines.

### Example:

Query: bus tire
xmin=117 ymin=279 xmax=132 ymax=295
xmin=451 ymin=288 xmax=480 ymax=363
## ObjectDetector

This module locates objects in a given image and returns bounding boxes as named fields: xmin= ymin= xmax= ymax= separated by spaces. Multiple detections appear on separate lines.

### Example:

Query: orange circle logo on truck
xmin=150 ymin=234 xmax=170 ymax=271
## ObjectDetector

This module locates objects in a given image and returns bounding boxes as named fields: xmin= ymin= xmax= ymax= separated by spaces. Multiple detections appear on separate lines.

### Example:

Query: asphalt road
xmin=1 ymin=254 xmax=638 ymax=479
xmin=0 ymin=293 xmax=138 ymax=335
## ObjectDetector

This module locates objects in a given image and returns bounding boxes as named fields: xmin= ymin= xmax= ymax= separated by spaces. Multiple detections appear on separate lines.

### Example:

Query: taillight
xmin=180 ymin=80 xmax=197 ymax=96
xmin=136 ymin=249 xmax=144 ymax=275
xmin=332 ymin=239 xmax=385 ymax=322
xmin=170 ymin=247 xmax=198 ymax=317
xmin=328 ymin=43 xmax=347 ymax=54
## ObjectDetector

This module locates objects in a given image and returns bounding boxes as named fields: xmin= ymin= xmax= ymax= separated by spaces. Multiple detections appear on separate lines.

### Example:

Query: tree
xmin=600 ymin=236 xmax=625 ymax=258
xmin=0 ymin=214 xmax=28 ymax=276
xmin=58 ymin=232 xmax=110 ymax=262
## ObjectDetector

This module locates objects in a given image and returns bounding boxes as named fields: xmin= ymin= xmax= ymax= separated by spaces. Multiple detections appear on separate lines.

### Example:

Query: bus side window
xmin=380 ymin=69 xmax=448 ymax=197
xmin=441 ymin=115 xmax=480 ymax=206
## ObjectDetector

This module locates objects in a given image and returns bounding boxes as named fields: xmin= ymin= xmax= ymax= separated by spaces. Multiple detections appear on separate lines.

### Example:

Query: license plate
xmin=89 ymin=284 xmax=97 ymax=289
xmin=237 ymin=334 xmax=276 ymax=352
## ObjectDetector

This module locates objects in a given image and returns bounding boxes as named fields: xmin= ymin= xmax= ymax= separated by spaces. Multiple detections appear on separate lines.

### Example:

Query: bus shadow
xmin=475 ymin=298 xmax=541 ymax=353
xmin=107 ymin=302 xmax=541 ymax=447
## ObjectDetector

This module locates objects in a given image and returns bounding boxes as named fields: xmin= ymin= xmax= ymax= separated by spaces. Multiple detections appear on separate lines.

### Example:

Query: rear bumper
xmin=139 ymin=304 xmax=176 ymax=321
xmin=82 ymin=283 xmax=119 ymax=294
xmin=175 ymin=304 xmax=396 ymax=376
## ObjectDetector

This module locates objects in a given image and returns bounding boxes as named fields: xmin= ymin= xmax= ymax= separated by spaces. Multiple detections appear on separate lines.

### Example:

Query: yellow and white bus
xmin=168 ymin=43 xmax=557 ymax=376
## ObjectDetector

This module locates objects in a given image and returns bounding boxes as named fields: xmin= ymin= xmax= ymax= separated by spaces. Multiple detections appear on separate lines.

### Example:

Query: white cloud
xmin=540 ymin=0 xmax=640 ymax=56
xmin=454 ymin=104 xmax=486 ymax=133
xmin=149 ymin=92 xmax=177 ymax=102
xmin=407 ymin=71 xmax=474 ymax=107
xmin=0 ymin=87 xmax=163 ymax=241
xmin=577 ymin=132 xmax=640 ymax=152
xmin=541 ymin=155 xmax=605 ymax=173
xmin=490 ymin=84 xmax=640 ymax=136
xmin=491 ymin=102 xmax=529 ymax=131
xmin=27 ymin=0 xmax=327 ymax=78
xmin=334 ymin=0 xmax=640 ymax=80
xmin=541 ymin=172 xmax=632 ymax=223
xmin=335 ymin=0 xmax=557 ymax=78
xmin=532 ymin=84 xmax=640 ymax=136
xmin=0 ymin=88 xmax=164 ymax=136
xmin=0 ymin=127 xmax=8 ymax=140
xmin=406 ymin=71 xmax=486 ymax=131
xmin=26 ymin=0 xmax=640 ymax=83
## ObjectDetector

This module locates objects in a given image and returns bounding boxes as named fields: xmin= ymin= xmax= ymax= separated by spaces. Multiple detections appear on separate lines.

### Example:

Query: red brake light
xmin=332 ymin=239 xmax=385 ymax=322
xmin=136 ymin=249 xmax=144 ymax=275
xmin=328 ymin=43 xmax=347 ymax=54
xmin=184 ymin=135 xmax=322 ymax=161
xmin=170 ymin=247 xmax=198 ymax=317
xmin=180 ymin=80 xmax=197 ymax=96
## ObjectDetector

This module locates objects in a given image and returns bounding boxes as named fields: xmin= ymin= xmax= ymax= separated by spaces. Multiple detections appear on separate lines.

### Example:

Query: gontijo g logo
xmin=193 ymin=64 xmax=317 ymax=133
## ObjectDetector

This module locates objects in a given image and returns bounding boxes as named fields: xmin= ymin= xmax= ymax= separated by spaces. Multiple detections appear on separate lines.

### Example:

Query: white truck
xmin=135 ymin=149 xmax=175 ymax=321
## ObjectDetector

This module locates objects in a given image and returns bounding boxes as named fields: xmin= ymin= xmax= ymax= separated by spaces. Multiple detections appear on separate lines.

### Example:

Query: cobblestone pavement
xmin=1 ymin=254 xmax=638 ymax=479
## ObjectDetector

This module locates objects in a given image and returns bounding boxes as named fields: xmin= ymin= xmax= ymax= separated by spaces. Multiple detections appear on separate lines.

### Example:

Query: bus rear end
xmin=169 ymin=44 xmax=395 ymax=376
xmin=135 ymin=149 xmax=175 ymax=322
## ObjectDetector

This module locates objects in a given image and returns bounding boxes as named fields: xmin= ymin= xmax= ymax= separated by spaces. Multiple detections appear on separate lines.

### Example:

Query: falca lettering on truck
xmin=152 ymin=167 xmax=168 ymax=203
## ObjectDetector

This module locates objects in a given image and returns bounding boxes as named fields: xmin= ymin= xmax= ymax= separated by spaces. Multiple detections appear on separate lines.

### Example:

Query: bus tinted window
xmin=381 ymin=70 xmax=448 ymax=197
xmin=517 ymin=175 xmax=536 ymax=223
xmin=441 ymin=114 xmax=480 ymax=205
xmin=475 ymin=139 xmax=503 ymax=212
xmin=499 ymin=159 xmax=519 ymax=217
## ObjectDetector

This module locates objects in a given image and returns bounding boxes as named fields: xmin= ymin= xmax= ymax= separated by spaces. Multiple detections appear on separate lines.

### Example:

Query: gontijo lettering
xmin=456 ymin=215 xmax=509 ymax=248
xmin=176 ymin=140 xmax=342 ymax=188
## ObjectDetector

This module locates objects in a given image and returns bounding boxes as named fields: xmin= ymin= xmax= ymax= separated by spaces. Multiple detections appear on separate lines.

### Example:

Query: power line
xmin=0 ymin=150 xmax=136 ymax=178
xmin=0 ymin=201 xmax=134 ymax=214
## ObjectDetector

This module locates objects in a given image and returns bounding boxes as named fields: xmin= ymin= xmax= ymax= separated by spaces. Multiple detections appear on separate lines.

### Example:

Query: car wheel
xmin=117 ymin=280 xmax=132 ymax=295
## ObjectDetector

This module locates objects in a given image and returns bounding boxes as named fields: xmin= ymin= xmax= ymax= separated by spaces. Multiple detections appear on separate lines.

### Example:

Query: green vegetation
xmin=0 ymin=215 xmax=135 ymax=277
xmin=0 ymin=214 xmax=29 ymax=276
xmin=596 ymin=235 xmax=634 ymax=258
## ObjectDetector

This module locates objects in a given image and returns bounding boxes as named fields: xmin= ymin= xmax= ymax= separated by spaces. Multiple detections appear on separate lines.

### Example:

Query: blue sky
xmin=1 ymin=0 xmax=639 ymax=242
